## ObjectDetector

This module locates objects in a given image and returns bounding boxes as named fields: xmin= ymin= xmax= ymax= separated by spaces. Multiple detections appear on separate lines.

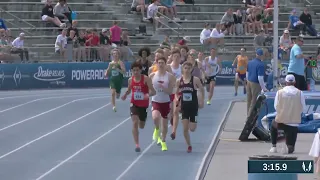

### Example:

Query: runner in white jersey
xmin=149 ymin=57 xmax=175 ymax=151
xmin=204 ymin=48 xmax=222 ymax=105
xmin=169 ymin=49 xmax=182 ymax=140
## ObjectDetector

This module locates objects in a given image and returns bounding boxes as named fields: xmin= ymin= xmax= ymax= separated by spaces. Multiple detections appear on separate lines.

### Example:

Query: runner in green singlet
xmin=105 ymin=49 xmax=126 ymax=112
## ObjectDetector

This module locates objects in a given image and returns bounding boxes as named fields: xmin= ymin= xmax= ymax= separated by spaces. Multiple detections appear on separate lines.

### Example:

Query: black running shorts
xmin=205 ymin=75 xmax=216 ymax=84
xmin=181 ymin=109 xmax=198 ymax=123
xmin=130 ymin=104 xmax=148 ymax=122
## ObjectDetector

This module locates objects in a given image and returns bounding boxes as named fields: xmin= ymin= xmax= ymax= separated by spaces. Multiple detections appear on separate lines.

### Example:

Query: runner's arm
xmin=148 ymin=67 xmax=153 ymax=75
xmin=166 ymin=64 xmax=173 ymax=74
xmin=232 ymin=56 xmax=238 ymax=66
xmin=194 ymin=77 xmax=205 ymax=104
xmin=124 ymin=78 xmax=132 ymax=96
xmin=162 ymin=74 xmax=175 ymax=95
xmin=118 ymin=61 xmax=126 ymax=74
xmin=145 ymin=76 xmax=156 ymax=97
xmin=218 ymin=57 xmax=223 ymax=73
xmin=105 ymin=62 xmax=112 ymax=77
xmin=175 ymin=79 xmax=181 ymax=101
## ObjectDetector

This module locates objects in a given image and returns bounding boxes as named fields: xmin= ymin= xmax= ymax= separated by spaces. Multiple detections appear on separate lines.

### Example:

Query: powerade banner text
xmin=0 ymin=61 xmax=318 ymax=90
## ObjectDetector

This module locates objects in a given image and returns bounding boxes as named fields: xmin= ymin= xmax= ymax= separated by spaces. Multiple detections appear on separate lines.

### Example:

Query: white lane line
xmin=34 ymin=117 xmax=131 ymax=180
xmin=115 ymin=124 xmax=172 ymax=180
xmin=0 ymin=92 xmax=108 ymax=100
xmin=0 ymin=96 xmax=110 ymax=133
xmin=0 ymin=94 xmax=111 ymax=114
xmin=0 ymin=103 xmax=111 ymax=160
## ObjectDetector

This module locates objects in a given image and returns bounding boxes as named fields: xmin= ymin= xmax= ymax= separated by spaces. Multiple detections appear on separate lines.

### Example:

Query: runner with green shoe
xmin=105 ymin=49 xmax=126 ymax=112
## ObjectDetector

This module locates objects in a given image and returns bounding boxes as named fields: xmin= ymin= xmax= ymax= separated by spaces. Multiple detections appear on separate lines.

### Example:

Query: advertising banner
xmin=0 ymin=60 xmax=318 ymax=90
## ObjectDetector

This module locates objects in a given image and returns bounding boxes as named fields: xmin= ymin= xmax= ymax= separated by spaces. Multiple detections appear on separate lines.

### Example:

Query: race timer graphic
xmin=248 ymin=160 xmax=314 ymax=174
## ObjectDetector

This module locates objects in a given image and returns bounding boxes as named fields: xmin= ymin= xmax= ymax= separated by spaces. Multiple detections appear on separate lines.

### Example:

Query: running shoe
xmin=187 ymin=146 xmax=192 ymax=153
xmin=157 ymin=137 xmax=162 ymax=145
xmin=170 ymin=132 xmax=176 ymax=140
xmin=234 ymin=92 xmax=237 ymax=96
xmin=135 ymin=145 xmax=141 ymax=152
xmin=161 ymin=141 xmax=168 ymax=151
xmin=116 ymin=93 xmax=120 ymax=99
xmin=113 ymin=106 xmax=117 ymax=112
xmin=152 ymin=128 xmax=160 ymax=141
xmin=206 ymin=100 xmax=211 ymax=105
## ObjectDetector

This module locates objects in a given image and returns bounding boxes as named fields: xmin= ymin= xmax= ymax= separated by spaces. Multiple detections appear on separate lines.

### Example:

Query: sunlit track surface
xmin=0 ymin=87 xmax=244 ymax=180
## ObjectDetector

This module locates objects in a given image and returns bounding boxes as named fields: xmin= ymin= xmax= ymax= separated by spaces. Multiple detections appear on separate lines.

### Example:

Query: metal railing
xmin=0 ymin=7 xmax=36 ymax=36
xmin=154 ymin=11 xmax=185 ymax=38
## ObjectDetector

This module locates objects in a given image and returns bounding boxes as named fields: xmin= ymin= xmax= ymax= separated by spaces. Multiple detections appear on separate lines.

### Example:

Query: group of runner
xmin=105 ymin=46 xmax=248 ymax=153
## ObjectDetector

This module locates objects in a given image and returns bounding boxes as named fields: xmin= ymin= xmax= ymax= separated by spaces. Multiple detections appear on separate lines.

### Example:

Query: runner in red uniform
xmin=121 ymin=61 xmax=156 ymax=152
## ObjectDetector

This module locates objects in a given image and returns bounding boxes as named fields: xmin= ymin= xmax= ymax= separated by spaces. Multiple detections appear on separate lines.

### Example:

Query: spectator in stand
xmin=0 ymin=18 xmax=7 ymax=31
xmin=300 ymin=8 xmax=319 ymax=37
xmin=254 ymin=29 xmax=265 ymax=49
xmin=120 ymin=30 xmax=133 ymax=61
xmin=67 ymin=29 xmax=78 ymax=62
xmin=265 ymin=0 xmax=274 ymax=13
xmin=86 ymin=28 xmax=100 ymax=61
xmin=245 ymin=8 xmax=255 ymax=35
xmin=41 ymin=0 xmax=66 ymax=28
xmin=11 ymin=33 xmax=29 ymax=62
xmin=253 ymin=8 xmax=262 ymax=33
xmin=110 ymin=21 xmax=122 ymax=45
xmin=0 ymin=32 xmax=19 ymax=62
xmin=99 ymin=28 xmax=111 ymax=62
xmin=77 ymin=31 xmax=86 ymax=62
xmin=261 ymin=10 xmax=273 ymax=33
xmin=67 ymin=20 xmax=79 ymax=37
xmin=287 ymin=9 xmax=306 ymax=36
xmin=54 ymin=0 xmax=72 ymax=24
xmin=210 ymin=23 xmax=227 ymax=52
xmin=279 ymin=29 xmax=293 ymax=57
xmin=234 ymin=10 xmax=244 ymax=35
xmin=147 ymin=0 xmax=164 ymax=30
xmin=178 ymin=36 xmax=191 ymax=46
xmin=55 ymin=29 xmax=67 ymax=61
xmin=221 ymin=8 xmax=235 ymax=35
xmin=200 ymin=23 xmax=214 ymax=45
xmin=131 ymin=0 xmax=148 ymax=21
xmin=161 ymin=0 xmax=179 ymax=21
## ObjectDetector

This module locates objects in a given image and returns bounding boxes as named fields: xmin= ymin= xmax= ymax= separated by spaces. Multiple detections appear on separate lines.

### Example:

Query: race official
xmin=288 ymin=36 xmax=307 ymax=90
xmin=270 ymin=74 xmax=306 ymax=154
xmin=246 ymin=48 xmax=267 ymax=116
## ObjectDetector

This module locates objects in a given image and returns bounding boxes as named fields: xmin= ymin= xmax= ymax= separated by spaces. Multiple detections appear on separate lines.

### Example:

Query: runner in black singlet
xmin=176 ymin=61 xmax=204 ymax=153
xmin=137 ymin=47 xmax=152 ymax=76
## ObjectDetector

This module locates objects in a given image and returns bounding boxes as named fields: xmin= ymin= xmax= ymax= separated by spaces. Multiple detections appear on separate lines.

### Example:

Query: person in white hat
xmin=269 ymin=74 xmax=306 ymax=154
xmin=11 ymin=32 xmax=29 ymax=62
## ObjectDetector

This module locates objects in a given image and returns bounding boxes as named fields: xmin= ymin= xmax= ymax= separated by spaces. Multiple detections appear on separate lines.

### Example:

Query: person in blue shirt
xmin=288 ymin=36 xmax=307 ymax=90
xmin=246 ymin=48 xmax=267 ymax=117
xmin=0 ymin=18 xmax=7 ymax=30
xmin=287 ymin=9 xmax=306 ymax=36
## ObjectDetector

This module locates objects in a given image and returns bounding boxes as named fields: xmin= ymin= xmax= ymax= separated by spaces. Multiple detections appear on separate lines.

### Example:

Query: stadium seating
xmin=1 ymin=0 xmax=319 ymax=61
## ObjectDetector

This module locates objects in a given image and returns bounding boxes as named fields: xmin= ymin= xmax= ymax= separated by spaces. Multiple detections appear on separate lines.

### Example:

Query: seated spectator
xmin=287 ymin=9 xmax=306 ymax=36
xmin=279 ymin=29 xmax=293 ymax=55
xmin=261 ymin=9 xmax=273 ymax=33
xmin=178 ymin=36 xmax=191 ymax=46
xmin=99 ymin=28 xmax=111 ymax=62
xmin=54 ymin=0 xmax=72 ymax=24
xmin=41 ymin=0 xmax=66 ymax=28
xmin=234 ymin=10 xmax=244 ymax=35
xmin=200 ymin=23 xmax=213 ymax=44
xmin=221 ymin=8 xmax=235 ymax=35
xmin=110 ymin=21 xmax=122 ymax=45
xmin=121 ymin=30 xmax=131 ymax=46
xmin=210 ymin=23 xmax=226 ymax=52
xmin=77 ymin=31 xmax=86 ymax=62
xmin=67 ymin=29 xmax=78 ymax=62
xmin=253 ymin=7 xmax=263 ymax=33
xmin=245 ymin=8 xmax=255 ymax=35
xmin=0 ymin=33 xmax=19 ymax=62
xmin=300 ymin=8 xmax=319 ymax=37
xmin=147 ymin=0 xmax=164 ymax=30
xmin=131 ymin=0 xmax=148 ymax=21
xmin=161 ymin=35 xmax=171 ymax=47
xmin=161 ymin=0 xmax=179 ymax=21
xmin=265 ymin=0 xmax=274 ymax=13
xmin=67 ymin=20 xmax=79 ymax=37
xmin=254 ymin=29 xmax=265 ymax=49
xmin=11 ymin=33 xmax=29 ymax=62
xmin=55 ymin=29 xmax=67 ymax=61
xmin=85 ymin=28 xmax=100 ymax=61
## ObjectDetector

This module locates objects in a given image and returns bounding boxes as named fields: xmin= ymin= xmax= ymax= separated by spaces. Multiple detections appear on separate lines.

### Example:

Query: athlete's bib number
xmin=133 ymin=92 xmax=144 ymax=100
xmin=157 ymin=88 xmax=163 ymax=92
xmin=182 ymin=93 xmax=192 ymax=101
xmin=111 ymin=70 xmax=119 ymax=76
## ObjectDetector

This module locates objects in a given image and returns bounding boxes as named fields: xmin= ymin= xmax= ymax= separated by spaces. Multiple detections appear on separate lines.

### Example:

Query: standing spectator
xmin=67 ymin=20 xmax=79 ymax=37
xmin=300 ymin=8 xmax=318 ymax=37
xmin=110 ymin=21 xmax=122 ymax=45
xmin=11 ymin=33 xmax=29 ymax=62
xmin=86 ymin=28 xmax=100 ymax=61
xmin=254 ymin=29 xmax=265 ymax=49
xmin=55 ymin=29 xmax=67 ymax=61
xmin=246 ymin=48 xmax=267 ymax=116
xmin=77 ymin=31 xmax=86 ymax=62
xmin=41 ymin=0 xmax=66 ymax=28
xmin=210 ymin=23 xmax=226 ymax=52
xmin=270 ymin=74 xmax=305 ymax=154
xmin=287 ymin=9 xmax=306 ymax=36
xmin=288 ymin=36 xmax=307 ymax=90
xmin=53 ymin=0 xmax=72 ymax=24
xmin=221 ymin=8 xmax=235 ymax=35
xmin=131 ymin=0 xmax=148 ymax=21
xmin=234 ymin=10 xmax=244 ymax=35
xmin=99 ymin=28 xmax=111 ymax=62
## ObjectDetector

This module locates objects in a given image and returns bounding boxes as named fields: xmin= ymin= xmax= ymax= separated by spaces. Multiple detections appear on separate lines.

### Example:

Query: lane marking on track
xmin=0 ymin=93 xmax=108 ymax=100
xmin=34 ymin=117 xmax=131 ymax=180
xmin=0 ymin=94 xmax=111 ymax=114
xmin=0 ymin=102 xmax=111 ymax=160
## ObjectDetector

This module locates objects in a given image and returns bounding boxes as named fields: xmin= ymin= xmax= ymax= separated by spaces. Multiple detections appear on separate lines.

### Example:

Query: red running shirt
xmin=130 ymin=75 xmax=149 ymax=108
